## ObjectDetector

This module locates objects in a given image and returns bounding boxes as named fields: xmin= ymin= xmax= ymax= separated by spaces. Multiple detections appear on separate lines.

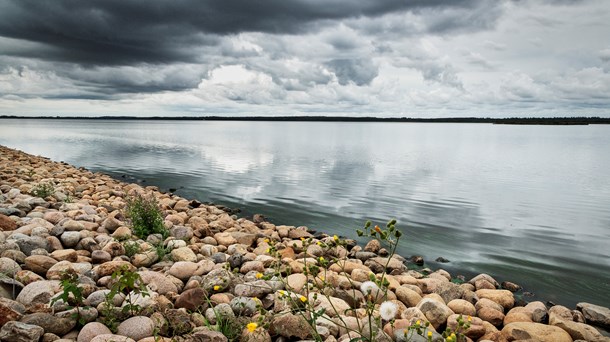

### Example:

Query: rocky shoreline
xmin=0 ymin=144 xmax=609 ymax=342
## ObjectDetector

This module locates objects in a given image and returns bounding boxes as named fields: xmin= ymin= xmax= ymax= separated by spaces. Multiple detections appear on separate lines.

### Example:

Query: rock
xmin=433 ymin=281 xmax=464 ymax=303
xmin=235 ymin=280 xmax=275 ymax=298
xmin=364 ymin=239 xmax=381 ymax=253
xmin=501 ymin=322 xmax=573 ymax=342
xmin=240 ymin=260 xmax=264 ymax=274
xmin=168 ymin=261 xmax=203 ymax=281
xmin=50 ymin=249 xmax=78 ymax=262
xmin=43 ymin=212 xmax=64 ymax=225
xmin=577 ymin=302 xmax=610 ymax=328
xmin=271 ymin=312 xmax=313 ymax=339
xmin=365 ymin=257 xmax=406 ymax=274
xmin=501 ymin=281 xmax=522 ymax=292
xmin=0 ymin=298 xmax=25 ymax=326
xmin=310 ymin=294 xmax=351 ymax=318
xmin=286 ymin=273 xmax=307 ymax=293
xmin=447 ymin=299 xmax=476 ymax=316
xmin=230 ymin=232 xmax=257 ymax=246
xmin=395 ymin=286 xmax=423 ymax=308
xmin=0 ymin=214 xmax=17 ymax=231
xmin=101 ymin=217 xmax=121 ymax=232
xmin=230 ymin=297 xmax=260 ymax=316
xmin=100 ymin=241 xmax=124 ymax=258
xmin=93 ymin=260 xmax=135 ymax=279
xmin=175 ymin=288 xmax=207 ymax=311
xmin=138 ymin=271 xmax=178 ymax=295
xmin=111 ymin=226 xmax=131 ymax=240
xmin=171 ymin=246 xmax=197 ymax=262
xmin=90 ymin=250 xmax=111 ymax=264
xmin=166 ymin=309 xmax=193 ymax=335
xmin=14 ymin=236 xmax=49 ymax=255
xmin=504 ymin=306 xmax=533 ymax=325
xmin=0 ymin=257 xmax=22 ymax=276
xmin=59 ymin=231 xmax=81 ymax=248
xmin=446 ymin=314 xmax=486 ymax=340
xmin=24 ymin=255 xmax=57 ymax=275
xmin=131 ymin=250 xmax=159 ymax=268
xmin=77 ymin=322 xmax=112 ymax=342
xmin=550 ymin=307 xmax=609 ymax=342
xmin=90 ymin=334 xmax=136 ymax=342
xmin=214 ymin=232 xmax=237 ymax=246
xmin=14 ymin=270 xmax=43 ymax=286
xmin=0 ymin=321 xmax=44 ymax=342
xmin=416 ymin=298 xmax=454 ymax=330
xmin=116 ymin=316 xmax=155 ymax=341
xmin=16 ymin=280 xmax=60 ymax=307
xmin=469 ymin=274 xmax=499 ymax=288
xmin=201 ymin=268 xmax=233 ymax=293
xmin=62 ymin=220 xmax=85 ymax=231
xmin=19 ymin=312 xmax=76 ymax=336
xmin=477 ymin=306 xmax=505 ymax=327
xmin=475 ymin=289 xmax=514 ymax=310
xmin=191 ymin=330 xmax=230 ymax=342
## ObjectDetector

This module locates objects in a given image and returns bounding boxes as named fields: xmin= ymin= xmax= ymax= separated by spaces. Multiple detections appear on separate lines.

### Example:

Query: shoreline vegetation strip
xmin=0 ymin=144 xmax=609 ymax=341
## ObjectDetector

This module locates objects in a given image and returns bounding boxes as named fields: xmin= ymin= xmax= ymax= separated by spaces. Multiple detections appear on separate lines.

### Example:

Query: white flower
xmin=379 ymin=301 xmax=398 ymax=321
xmin=360 ymin=281 xmax=379 ymax=295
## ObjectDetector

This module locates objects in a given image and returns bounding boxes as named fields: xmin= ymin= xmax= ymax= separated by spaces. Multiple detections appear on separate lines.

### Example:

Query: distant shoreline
xmin=1 ymin=115 xmax=610 ymax=125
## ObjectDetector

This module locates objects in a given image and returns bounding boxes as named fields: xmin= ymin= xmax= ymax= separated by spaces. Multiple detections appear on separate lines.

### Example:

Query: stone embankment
xmin=0 ymin=144 xmax=609 ymax=342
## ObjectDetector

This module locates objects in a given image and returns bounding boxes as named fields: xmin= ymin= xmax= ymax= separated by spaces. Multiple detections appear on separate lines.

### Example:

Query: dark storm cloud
xmin=0 ymin=0 xmax=493 ymax=66
xmin=326 ymin=59 xmax=378 ymax=86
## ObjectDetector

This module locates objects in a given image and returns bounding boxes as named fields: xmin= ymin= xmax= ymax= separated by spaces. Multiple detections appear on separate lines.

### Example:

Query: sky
xmin=0 ymin=0 xmax=609 ymax=118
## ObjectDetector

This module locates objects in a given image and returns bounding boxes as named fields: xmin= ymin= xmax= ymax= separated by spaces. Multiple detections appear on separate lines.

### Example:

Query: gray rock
xmin=190 ymin=329 xmax=229 ymax=341
xmin=433 ymin=281 xmax=465 ymax=304
xmin=15 ymin=280 xmax=60 ymax=307
xmin=0 ymin=321 xmax=44 ymax=342
xmin=117 ymin=316 xmax=155 ymax=341
xmin=211 ymin=252 xmax=226 ymax=264
xmin=230 ymin=296 xmax=260 ymax=316
xmin=138 ymin=271 xmax=178 ymax=295
xmin=14 ymin=236 xmax=49 ymax=256
xmin=234 ymin=280 xmax=274 ymax=298
xmin=577 ymin=302 xmax=610 ymax=328
xmin=20 ymin=312 xmax=76 ymax=336
xmin=205 ymin=303 xmax=235 ymax=325
xmin=60 ymin=231 xmax=81 ymax=248
xmin=0 ymin=257 xmax=22 ymax=276
xmin=201 ymin=268 xmax=233 ymax=293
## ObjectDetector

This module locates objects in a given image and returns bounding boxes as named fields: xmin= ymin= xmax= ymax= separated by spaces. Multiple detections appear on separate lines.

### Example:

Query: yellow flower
xmin=428 ymin=331 xmax=432 ymax=337
xmin=467 ymin=315 xmax=472 ymax=322
xmin=319 ymin=256 xmax=325 ymax=262
xmin=317 ymin=241 xmax=322 ymax=246
xmin=333 ymin=235 xmax=339 ymax=241
xmin=278 ymin=290 xmax=286 ymax=297
xmin=264 ymin=239 xmax=270 ymax=243
xmin=246 ymin=322 xmax=258 ymax=332
xmin=256 ymin=272 xmax=263 ymax=279
xmin=416 ymin=320 xmax=421 ymax=326
xmin=299 ymin=296 xmax=307 ymax=303
xmin=213 ymin=285 xmax=220 ymax=291
xmin=266 ymin=248 xmax=270 ymax=253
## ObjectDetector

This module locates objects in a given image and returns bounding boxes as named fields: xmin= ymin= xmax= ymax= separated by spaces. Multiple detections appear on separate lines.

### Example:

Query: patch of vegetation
xmin=31 ymin=182 xmax=55 ymax=198
xmin=124 ymin=194 xmax=168 ymax=239
xmin=51 ymin=270 xmax=89 ymax=325
xmin=100 ymin=266 xmax=149 ymax=332
xmin=122 ymin=241 xmax=141 ymax=258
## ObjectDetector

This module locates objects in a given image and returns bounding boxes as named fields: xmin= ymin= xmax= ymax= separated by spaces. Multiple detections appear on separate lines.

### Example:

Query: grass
xmin=124 ymin=194 xmax=168 ymax=239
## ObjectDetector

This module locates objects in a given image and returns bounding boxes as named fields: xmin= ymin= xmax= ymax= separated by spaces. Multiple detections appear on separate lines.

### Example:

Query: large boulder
xmin=577 ymin=302 xmax=610 ymax=329
xmin=501 ymin=322 xmax=573 ymax=342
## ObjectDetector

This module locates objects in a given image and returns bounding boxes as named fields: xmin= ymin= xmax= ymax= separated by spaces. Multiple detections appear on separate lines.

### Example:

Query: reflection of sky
xmin=1 ymin=119 xmax=610 ymax=307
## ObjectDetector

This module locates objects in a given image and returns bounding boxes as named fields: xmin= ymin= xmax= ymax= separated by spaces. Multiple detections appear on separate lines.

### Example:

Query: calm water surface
xmin=1 ymin=119 xmax=609 ymax=307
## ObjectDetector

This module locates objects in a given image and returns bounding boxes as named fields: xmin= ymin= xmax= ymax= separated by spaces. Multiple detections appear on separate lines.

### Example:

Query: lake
xmin=1 ymin=118 xmax=609 ymax=308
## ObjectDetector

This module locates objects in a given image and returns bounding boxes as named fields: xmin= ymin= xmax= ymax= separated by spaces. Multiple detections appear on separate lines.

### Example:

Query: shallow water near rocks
xmin=1 ymin=118 xmax=609 ymax=308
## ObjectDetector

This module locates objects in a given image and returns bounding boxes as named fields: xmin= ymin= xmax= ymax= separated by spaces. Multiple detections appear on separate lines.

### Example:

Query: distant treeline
xmin=1 ymin=115 xmax=609 ymax=125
